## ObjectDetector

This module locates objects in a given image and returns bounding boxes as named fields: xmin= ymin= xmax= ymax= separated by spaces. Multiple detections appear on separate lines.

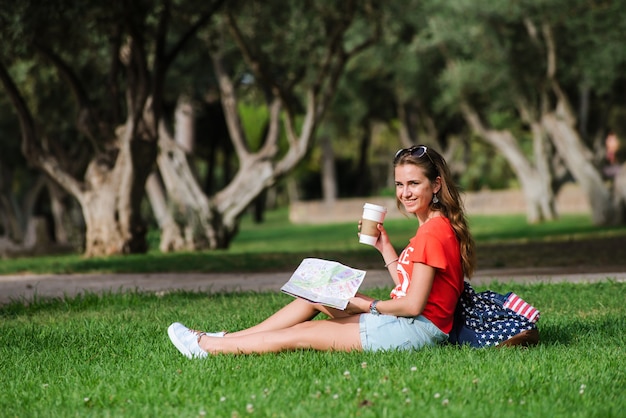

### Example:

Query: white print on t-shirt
xmin=398 ymin=245 xmax=413 ymax=265
xmin=391 ymin=246 xmax=414 ymax=298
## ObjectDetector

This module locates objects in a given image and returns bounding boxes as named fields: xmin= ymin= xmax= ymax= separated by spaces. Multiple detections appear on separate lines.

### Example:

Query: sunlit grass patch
xmin=1 ymin=281 xmax=624 ymax=417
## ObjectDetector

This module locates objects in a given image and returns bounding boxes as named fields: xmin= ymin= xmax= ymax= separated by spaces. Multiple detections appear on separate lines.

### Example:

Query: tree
xmin=150 ymin=0 xmax=380 ymax=250
xmin=525 ymin=0 xmax=626 ymax=224
xmin=417 ymin=0 xmax=626 ymax=224
xmin=413 ymin=1 xmax=558 ymax=223
xmin=0 ymin=0 xmax=225 ymax=256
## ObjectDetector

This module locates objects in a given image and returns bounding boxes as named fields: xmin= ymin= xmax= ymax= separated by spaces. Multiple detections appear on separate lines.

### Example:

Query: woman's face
xmin=394 ymin=164 xmax=440 ymax=218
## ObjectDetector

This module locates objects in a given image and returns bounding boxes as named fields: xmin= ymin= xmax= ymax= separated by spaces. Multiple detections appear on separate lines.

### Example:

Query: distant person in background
xmin=167 ymin=145 xmax=476 ymax=358
xmin=604 ymin=130 xmax=621 ymax=179
xmin=605 ymin=129 xmax=626 ymax=223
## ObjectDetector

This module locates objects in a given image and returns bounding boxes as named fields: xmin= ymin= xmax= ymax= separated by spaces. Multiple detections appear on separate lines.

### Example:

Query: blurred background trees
xmin=1 ymin=0 xmax=625 ymax=257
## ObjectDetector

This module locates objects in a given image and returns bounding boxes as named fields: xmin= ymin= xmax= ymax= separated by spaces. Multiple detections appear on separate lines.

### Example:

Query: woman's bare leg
xmin=226 ymin=298 xmax=354 ymax=337
xmin=200 ymin=315 xmax=362 ymax=354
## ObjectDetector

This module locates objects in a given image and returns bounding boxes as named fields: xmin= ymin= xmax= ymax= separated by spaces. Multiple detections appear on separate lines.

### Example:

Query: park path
xmin=1 ymin=266 xmax=625 ymax=305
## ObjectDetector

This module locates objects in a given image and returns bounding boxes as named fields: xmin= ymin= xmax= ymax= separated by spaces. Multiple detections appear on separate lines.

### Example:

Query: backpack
xmin=448 ymin=281 xmax=540 ymax=348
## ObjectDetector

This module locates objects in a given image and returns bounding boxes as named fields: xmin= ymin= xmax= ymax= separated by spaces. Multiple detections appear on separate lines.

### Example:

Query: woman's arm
xmin=370 ymin=223 xmax=401 ymax=286
xmin=347 ymin=262 xmax=435 ymax=317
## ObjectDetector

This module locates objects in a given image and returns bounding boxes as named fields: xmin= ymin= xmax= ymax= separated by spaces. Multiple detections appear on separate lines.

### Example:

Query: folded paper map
xmin=280 ymin=258 xmax=367 ymax=310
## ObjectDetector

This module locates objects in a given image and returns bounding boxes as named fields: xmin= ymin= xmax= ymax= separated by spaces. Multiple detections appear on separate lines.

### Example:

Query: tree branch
xmin=313 ymin=1 xmax=380 ymax=120
xmin=0 ymin=59 xmax=38 ymax=160
xmin=32 ymin=42 xmax=106 ymax=152
xmin=107 ymin=25 xmax=124 ymax=123
xmin=259 ymin=98 xmax=282 ymax=158
xmin=541 ymin=22 xmax=557 ymax=81
xmin=0 ymin=59 xmax=83 ymax=197
xmin=210 ymin=47 xmax=250 ymax=159
xmin=122 ymin=5 xmax=151 ymax=128
xmin=225 ymin=11 xmax=297 ymax=117
xmin=151 ymin=0 xmax=171 ymax=131
xmin=164 ymin=0 xmax=227 ymax=68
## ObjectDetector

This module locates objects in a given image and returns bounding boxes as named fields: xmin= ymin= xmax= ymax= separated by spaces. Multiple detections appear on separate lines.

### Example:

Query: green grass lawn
xmin=1 ymin=212 xmax=625 ymax=416
xmin=1 ymin=281 xmax=624 ymax=417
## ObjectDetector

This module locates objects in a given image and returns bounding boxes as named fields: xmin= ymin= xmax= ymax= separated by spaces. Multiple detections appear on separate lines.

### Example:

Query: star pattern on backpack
xmin=449 ymin=282 xmax=540 ymax=348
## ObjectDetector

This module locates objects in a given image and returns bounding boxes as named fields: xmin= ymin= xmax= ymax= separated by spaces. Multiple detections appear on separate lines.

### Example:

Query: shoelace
xmin=188 ymin=328 xmax=207 ymax=343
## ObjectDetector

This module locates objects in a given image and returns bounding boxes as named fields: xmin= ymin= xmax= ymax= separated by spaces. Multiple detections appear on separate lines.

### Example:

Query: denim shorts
xmin=359 ymin=314 xmax=448 ymax=351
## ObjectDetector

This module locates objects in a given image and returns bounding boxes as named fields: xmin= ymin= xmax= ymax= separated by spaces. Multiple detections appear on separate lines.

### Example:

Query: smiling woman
xmin=394 ymin=164 xmax=440 ymax=221
xmin=393 ymin=145 xmax=476 ymax=280
xmin=167 ymin=145 xmax=477 ymax=357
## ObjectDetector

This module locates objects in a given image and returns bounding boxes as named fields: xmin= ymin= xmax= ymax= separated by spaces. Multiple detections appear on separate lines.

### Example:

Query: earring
xmin=432 ymin=194 xmax=439 ymax=204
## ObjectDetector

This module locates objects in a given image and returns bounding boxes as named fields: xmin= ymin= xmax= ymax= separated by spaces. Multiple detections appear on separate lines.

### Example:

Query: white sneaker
xmin=167 ymin=322 xmax=212 ymax=359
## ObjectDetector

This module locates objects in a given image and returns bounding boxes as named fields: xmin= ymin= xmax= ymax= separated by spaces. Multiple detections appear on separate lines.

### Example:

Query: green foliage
xmin=1 ymin=281 xmax=624 ymax=417
xmin=3 ymin=0 xmax=626 ymax=255
xmin=456 ymin=140 xmax=517 ymax=190
xmin=238 ymin=102 xmax=269 ymax=150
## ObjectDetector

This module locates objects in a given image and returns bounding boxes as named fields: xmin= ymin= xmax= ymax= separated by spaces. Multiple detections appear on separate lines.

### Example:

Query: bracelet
xmin=384 ymin=258 xmax=399 ymax=268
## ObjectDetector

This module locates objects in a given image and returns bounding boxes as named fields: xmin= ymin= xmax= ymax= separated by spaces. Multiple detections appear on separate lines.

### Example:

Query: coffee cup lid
xmin=363 ymin=203 xmax=387 ymax=213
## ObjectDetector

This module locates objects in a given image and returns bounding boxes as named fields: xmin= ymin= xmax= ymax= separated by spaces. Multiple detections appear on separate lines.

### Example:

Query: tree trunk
xmin=145 ymin=172 xmax=186 ymax=252
xmin=144 ymin=6 xmax=376 ymax=250
xmin=461 ymin=102 xmax=556 ymax=223
xmin=0 ymin=167 xmax=25 ymax=245
xmin=396 ymin=100 xmax=416 ymax=149
xmin=1 ymin=46 xmax=155 ymax=257
xmin=320 ymin=134 xmax=337 ymax=204
xmin=542 ymin=106 xmax=612 ymax=224
xmin=148 ymin=95 xmax=207 ymax=251
xmin=78 ymin=122 xmax=155 ymax=256
xmin=612 ymin=164 xmax=626 ymax=224
xmin=175 ymin=96 xmax=195 ymax=153
xmin=528 ymin=121 xmax=558 ymax=221
xmin=537 ymin=21 xmax=612 ymax=225
xmin=153 ymin=92 xmax=240 ymax=250
xmin=155 ymin=118 xmax=227 ymax=250
xmin=483 ymin=129 xmax=551 ymax=223
xmin=45 ymin=178 xmax=86 ymax=248
xmin=517 ymin=97 xmax=559 ymax=221
xmin=0 ymin=171 xmax=70 ymax=256
xmin=286 ymin=177 xmax=300 ymax=203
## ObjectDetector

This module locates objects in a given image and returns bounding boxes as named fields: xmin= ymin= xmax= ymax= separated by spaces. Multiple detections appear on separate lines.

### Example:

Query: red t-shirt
xmin=390 ymin=217 xmax=463 ymax=334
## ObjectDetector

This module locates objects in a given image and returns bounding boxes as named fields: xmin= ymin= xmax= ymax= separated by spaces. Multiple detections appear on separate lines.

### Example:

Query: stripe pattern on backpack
xmin=504 ymin=293 xmax=540 ymax=323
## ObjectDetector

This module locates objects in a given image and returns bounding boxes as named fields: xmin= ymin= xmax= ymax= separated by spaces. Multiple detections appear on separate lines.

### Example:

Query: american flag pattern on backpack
xmin=448 ymin=281 xmax=540 ymax=348
xmin=504 ymin=292 xmax=540 ymax=323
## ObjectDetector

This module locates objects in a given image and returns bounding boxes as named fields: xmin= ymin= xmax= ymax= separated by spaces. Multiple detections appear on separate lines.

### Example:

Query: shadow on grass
xmin=0 ymin=288 xmax=279 ymax=318
xmin=0 ymin=289 xmax=214 ymax=318
xmin=536 ymin=316 xmax=625 ymax=346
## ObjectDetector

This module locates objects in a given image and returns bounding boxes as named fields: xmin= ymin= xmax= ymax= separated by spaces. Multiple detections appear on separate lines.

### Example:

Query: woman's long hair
xmin=394 ymin=146 xmax=477 ymax=278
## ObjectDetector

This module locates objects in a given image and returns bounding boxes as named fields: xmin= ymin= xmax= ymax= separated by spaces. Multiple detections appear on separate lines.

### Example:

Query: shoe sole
xmin=167 ymin=323 xmax=194 ymax=359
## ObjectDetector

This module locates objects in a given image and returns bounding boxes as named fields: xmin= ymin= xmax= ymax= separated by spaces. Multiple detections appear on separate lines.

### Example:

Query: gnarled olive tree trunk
xmin=0 ymin=57 xmax=157 ymax=256
xmin=0 ymin=164 xmax=78 ymax=256
xmin=148 ymin=5 xmax=378 ymax=251
xmin=0 ymin=170 xmax=45 ymax=256
xmin=461 ymin=102 xmax=557 ymax=223
xmin=155 ymin=101 xmax=229 ymax=250
xmin=541 ymin=105 xmax=611 ymax=224
xmin=77 ymin=120 xmax=156 ymax=255
xmin=537 ymin=22 xmax=612 ymax=225
xmin=0 ymin=1 xmax=227 ymax=257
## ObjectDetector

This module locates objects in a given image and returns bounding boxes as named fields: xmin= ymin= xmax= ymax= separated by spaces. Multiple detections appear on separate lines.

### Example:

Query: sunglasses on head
xmin=393 ymin=145 xmax=435 ymax=166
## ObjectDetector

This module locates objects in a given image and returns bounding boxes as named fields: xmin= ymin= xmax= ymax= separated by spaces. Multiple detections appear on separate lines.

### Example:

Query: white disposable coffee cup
xmin=359 ymin=203 xmax=387 ymax=246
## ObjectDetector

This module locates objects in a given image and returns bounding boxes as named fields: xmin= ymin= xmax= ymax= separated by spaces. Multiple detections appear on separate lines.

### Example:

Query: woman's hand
xmin=357 ymin=220 xmax=392 ymax=253
xmin=373 ymin=223 xmax=392 ymax=253
xmin=344 ymin=293 xmax=374 ymax=315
